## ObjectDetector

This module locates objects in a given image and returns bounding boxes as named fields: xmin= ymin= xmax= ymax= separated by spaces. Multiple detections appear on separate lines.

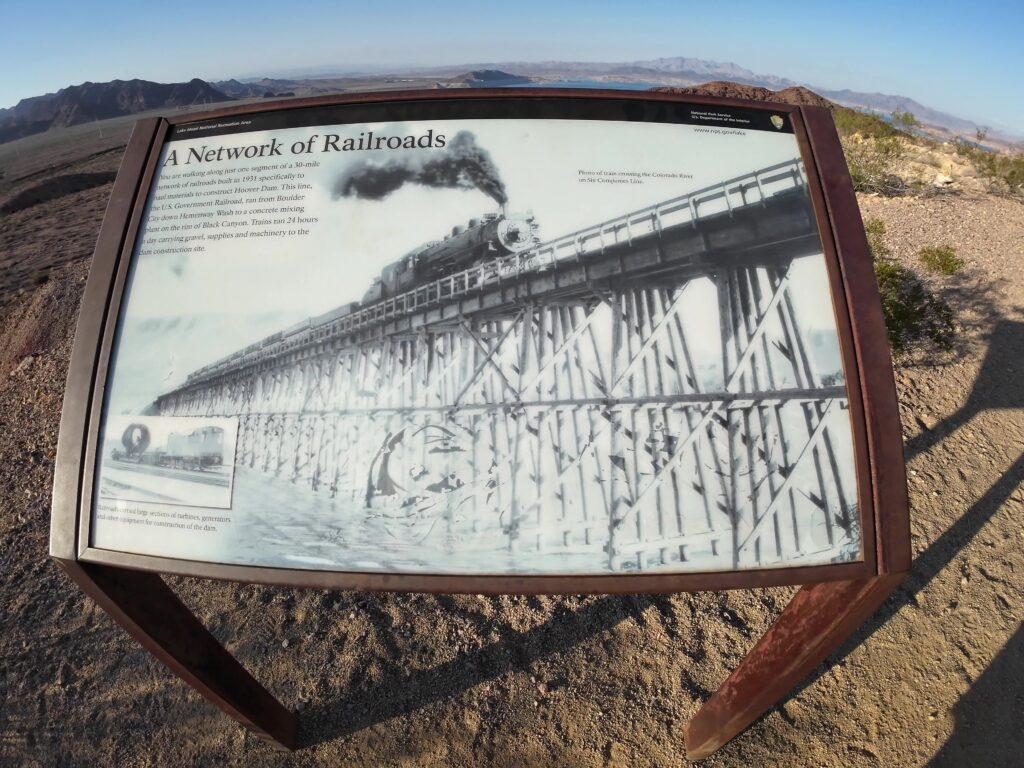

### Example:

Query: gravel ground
xmin=0 ymin=145 xmax=120 ymax=306
xmin=0 ymin=148 xmax=1021 ymax=766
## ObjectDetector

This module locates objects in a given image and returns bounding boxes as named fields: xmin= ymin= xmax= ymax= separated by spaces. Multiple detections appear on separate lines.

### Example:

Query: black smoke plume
xmin=333 ymin=131 xmax=507 ymax=204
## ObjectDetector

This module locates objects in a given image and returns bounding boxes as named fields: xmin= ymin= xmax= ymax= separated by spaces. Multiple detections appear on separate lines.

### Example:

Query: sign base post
xmin=684 ymin=574 xmax=905 ymax=760
xmin=56 ymin=560 xmax=296 ymax=750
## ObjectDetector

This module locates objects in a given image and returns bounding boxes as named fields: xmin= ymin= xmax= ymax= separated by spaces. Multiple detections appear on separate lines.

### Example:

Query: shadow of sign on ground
xmin=298 ymin=592 xmax=696 ymax=748
xmin=928 ymin=621 xmax=1024 ymax=766
xmin=780 ymin=316 xmax=1024 ymax=750
xmin=296 ymin=317 xmax=1024 ymax=753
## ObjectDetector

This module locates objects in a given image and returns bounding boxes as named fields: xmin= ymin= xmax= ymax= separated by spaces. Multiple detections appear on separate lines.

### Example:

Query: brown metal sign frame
xmin=50 ymin=89 xmax=909 ymax=759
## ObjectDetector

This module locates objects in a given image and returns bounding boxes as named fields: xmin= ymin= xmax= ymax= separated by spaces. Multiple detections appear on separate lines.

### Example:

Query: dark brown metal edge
xmin=50 ymin=118 xmax=163 ymax=560
xmin=798 ymin=106 xmax=911 ymax=574
xmin=78 ymin=546 xmax=873 ymax=595
xmin=75 ymin=119 xmax=170 ymax=558
xmin=790 ymin=108 xmax=878 ymax=573
xmin=163 ymin=87 xmax=804 ymax=127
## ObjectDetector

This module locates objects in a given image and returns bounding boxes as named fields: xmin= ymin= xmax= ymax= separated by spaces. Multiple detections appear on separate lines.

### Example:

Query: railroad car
xmin=111 ymin=425 xmax=225 ymax=471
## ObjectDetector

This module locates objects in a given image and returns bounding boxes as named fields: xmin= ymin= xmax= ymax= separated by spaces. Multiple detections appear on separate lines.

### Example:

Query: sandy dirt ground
xmin=0 ymin=129 xmax=1022 ymax=767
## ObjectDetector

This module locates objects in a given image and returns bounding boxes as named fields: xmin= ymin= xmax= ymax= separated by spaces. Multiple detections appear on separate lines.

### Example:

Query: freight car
xmin=112 ymin=424 xmax=225 ymax=471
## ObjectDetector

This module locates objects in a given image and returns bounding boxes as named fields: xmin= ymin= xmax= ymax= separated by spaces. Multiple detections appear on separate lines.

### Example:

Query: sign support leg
xmin=57 ymin=560 xmax=296 ymax=750
xmin=684 ymin=574 xmax=904 ymax=760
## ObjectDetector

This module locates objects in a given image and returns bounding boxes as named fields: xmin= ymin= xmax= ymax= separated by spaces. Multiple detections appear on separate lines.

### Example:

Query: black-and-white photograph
xmin=98 ymin=415 xmax=237 ymax=508
xmin=93 ymin=116 xmax=859 ymax=574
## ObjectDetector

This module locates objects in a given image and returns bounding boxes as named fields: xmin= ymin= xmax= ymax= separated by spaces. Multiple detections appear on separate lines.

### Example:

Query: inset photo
xmin=98 ymin=415 xmax=238 ymax=509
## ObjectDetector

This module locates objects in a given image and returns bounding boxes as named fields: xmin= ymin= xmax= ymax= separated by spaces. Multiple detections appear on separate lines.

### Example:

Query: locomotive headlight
xmin=497 ymin=216 xmax=538 ymax=253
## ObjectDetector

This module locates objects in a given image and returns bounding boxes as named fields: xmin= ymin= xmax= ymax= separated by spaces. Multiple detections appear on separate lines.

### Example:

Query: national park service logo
xmin=770 ymin=115 xmax=785 ymax=130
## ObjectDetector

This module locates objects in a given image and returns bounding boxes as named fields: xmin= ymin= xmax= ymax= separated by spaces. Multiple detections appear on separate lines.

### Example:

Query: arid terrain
xmin=0 ymin=104 xmax=1022 ymax=767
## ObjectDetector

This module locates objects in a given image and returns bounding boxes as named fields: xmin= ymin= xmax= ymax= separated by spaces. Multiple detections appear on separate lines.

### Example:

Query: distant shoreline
xmin=498 ymin=80 xmax=667 ymax=91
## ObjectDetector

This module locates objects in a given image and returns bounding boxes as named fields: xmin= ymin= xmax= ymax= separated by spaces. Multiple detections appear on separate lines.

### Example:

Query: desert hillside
xmin=0 ymin=90 xmax=1021 ymax=766
xmin=0 ymin=78 xmax=231 ymax=144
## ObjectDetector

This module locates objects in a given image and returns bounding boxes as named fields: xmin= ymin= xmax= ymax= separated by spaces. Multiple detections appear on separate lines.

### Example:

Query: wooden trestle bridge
xmin=156 ymin=159 xmax=859 ymax=572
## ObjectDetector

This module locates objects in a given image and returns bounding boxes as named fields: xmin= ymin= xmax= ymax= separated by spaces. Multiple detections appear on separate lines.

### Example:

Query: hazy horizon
xmin=2 ymin=0 xmax=1021 ymax=132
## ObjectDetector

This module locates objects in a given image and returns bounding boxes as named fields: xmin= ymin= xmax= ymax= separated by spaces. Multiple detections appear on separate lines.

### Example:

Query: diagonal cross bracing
xmin=156 ymin=188 xmax=850 ymax=572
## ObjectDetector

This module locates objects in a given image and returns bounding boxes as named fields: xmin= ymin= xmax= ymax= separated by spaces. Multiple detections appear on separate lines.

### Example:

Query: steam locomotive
xmin=182 ymin=210 xmax=539 ymax=386
xmin=362 ymin=208 xmax=539 ymax=303
xmin=111 ymin=424 xmax=225 ymax=471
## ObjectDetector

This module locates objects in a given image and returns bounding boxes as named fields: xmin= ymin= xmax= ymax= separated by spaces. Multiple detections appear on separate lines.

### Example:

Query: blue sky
xmin=1 ymin=0 xmax=1021 ymax=131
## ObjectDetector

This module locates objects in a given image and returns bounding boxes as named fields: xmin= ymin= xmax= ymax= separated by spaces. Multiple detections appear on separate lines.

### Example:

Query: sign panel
xmin=89 ymin=103 xmax=860 ymax=575
xmin=49 ymin=93 xmax=910 ymax=757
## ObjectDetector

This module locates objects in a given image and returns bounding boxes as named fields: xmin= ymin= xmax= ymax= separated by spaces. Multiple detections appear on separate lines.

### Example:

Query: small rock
xmin=282 ymin=639 xmax=289 ymax=648
xmin=933 ymin=173 xmax=954 ymax=187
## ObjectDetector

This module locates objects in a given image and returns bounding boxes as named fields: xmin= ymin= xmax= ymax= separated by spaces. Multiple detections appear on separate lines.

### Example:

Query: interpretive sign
xmin=50 ymin=90 xmax=909 ymax=758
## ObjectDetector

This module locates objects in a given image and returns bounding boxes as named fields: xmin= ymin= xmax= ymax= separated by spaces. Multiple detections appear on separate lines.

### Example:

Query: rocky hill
xmin=214 ymin=78 xmax=302 ymax=99
xmin=450 ymin=70 xmax=533 ymax=87
xmin=650 ymin=81 xmax=836 ymax=109
xmin=0 ymin=78 xmax=231 ymax=144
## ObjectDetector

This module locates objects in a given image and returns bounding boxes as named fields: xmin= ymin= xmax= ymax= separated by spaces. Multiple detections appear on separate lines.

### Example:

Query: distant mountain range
xmin=0 ymin=57 xmax=1016 ymax=146
xmin=411 ymin=57 xmax=797 ymax=88
xmin=411 ymin=58 xmax=1005 ymax=138
xmin=814 ymin=88 xmax=981 ymax=135
xmin=0 ymin=78 xmax=228 ymax=144
xmin=212 ymin=79 xmax=296 ymax=99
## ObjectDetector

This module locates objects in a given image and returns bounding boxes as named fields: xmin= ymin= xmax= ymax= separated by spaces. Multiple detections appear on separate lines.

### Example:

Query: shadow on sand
xmin=304 ymin=318 xmax=1024 ymax=756
xmin=300 ymin=592 xmax=685 ymax=748
xmin=927 ymin=622 xmax=1024 ymax=766
xmin=783 ymin=317 xmax=1024 ymax=753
